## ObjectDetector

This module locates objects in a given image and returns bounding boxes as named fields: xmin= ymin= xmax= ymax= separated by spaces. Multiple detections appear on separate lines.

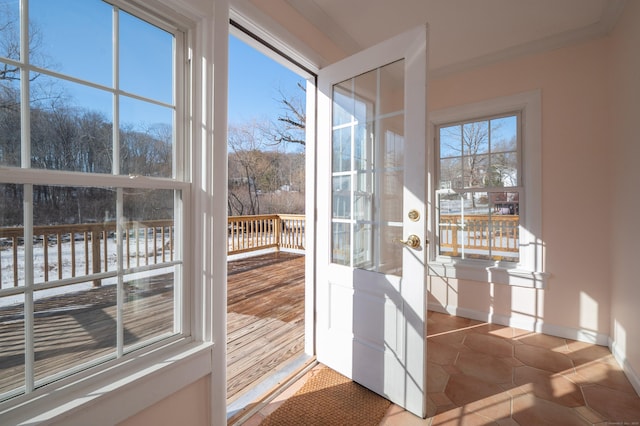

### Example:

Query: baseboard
xmin=427 ymin=303 xmax=609 ymax=346
xmin=610 ymin=337 xmax=640 ymax=396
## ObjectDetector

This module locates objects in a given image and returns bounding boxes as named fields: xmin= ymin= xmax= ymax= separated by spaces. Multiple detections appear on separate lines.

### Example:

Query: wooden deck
xmin=0 ymin=252 xmax=305 ymax=404
xmin=226 ymin=252 xmax=305 ymax=403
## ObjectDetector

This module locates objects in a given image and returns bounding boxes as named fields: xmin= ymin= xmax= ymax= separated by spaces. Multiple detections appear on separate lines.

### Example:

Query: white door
xmin=316 ymin=26 xmax=428 ymax=417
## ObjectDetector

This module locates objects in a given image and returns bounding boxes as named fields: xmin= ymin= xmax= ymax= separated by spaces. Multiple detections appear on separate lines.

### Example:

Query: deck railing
xmin=227 ymin=214 xmax=305 ymax=255
xmin=0 ymin=214 xmax=305 ymax=290
xmin=0 ymin=220 xmax=174 ymax=289
xmin=439 ymin=214 xmax=519 ymax=259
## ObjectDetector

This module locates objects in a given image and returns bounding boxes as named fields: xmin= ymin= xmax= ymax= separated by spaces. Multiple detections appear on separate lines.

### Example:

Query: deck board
xmin=0 ymin=251 xmax=305 ymax=404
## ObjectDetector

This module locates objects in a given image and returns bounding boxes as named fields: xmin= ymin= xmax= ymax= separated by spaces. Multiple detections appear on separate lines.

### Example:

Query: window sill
xmin=0 ymin=339 xmax=214 ymax=425
xmin=428 ymin=258 xmax=549 ymax=288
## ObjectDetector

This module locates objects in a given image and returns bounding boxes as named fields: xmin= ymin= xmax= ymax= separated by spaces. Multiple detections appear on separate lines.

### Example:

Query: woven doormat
xmin=261 ymin=367 xmax=391 ymax=425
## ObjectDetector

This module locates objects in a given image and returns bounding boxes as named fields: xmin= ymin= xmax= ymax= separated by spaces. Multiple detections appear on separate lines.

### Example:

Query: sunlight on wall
xmin=614 ymin=319 xmax=627 ymax=358
xmin=579 ymin=292 xmax=598 ymax=332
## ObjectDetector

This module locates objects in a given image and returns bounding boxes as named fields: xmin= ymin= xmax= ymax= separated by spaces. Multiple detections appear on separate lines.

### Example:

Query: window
xmin=437 ymin=113 xmax=521 ymax=263
xmin=0 ymin=0 xmax=188 ymax=401
xmin=429 ymin=91 xmax=547 ymax=288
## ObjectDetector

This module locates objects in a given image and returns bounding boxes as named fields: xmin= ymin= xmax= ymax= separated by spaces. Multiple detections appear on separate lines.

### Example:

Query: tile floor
xmin=244 ymin=311 xmax=640 ymax=425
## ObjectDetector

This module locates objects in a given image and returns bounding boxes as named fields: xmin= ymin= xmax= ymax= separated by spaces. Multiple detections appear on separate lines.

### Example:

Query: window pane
xmin=354 ymin=122 xmax=371 ymax=171
xmin=123 ymin=268 xmax=176 ymax=351
xmin=438 ymin=193 xmax=462 ymax=257
xmin=378 ymin=60 xmax=403 ymax=115
xmin=439 ymin=157 xmax=462 ymax=190
xmin=33 ymin=281 xmax=116 ymax=384
xmin=333 ymin=81 xmax=353 ymax=127
xmin=332 ymin=127 xmax=351 ymax=173
xmin=331 ymin=222 xmax=349 ymax=265
xmin=0 ymin=293 xmax=24 ymax=396
xmin=353 ymin=69 xmax=376 ymax=123
xmin=0 ymin=184 xmax=23 ymax=290
xmin=437 ymin=190 xmax=519 ymax=262
xmin=119 ymin=11 xmax=173 ymax=104
xmin=491 ymin=115 xmax=517 ymax=152
xmin=353 ymin=222 xmax=373 ymax=269
xmin=355 ymin=171 xmax=372 ymax=221
xmin=440 ymin=125 xmax=461 ymax=158
xmin=122 ymin=188 xmax=177 ymax=348
xmin=0 ymin=62 xmax=20 ymax=167
xmin=332 ymin=176 xmax=350 ymax=219
xmin=381 ymin=117 xmax=404 ymax=168
xmin=0 ymin=1 xmax=20 ymax=63
xmin=30 ymin=0 xmax=112 ymax=86
xmin=463 ymin=120 xmax=489 ymax=156
xmin=463 ymin=153 xmax=488 ymax=188
xmin=119 ymin=96 xmax=173 ymax=177
xmin=490 ymin=191 xmax=520 ymax=262
xmin=379 ymin=223 xmax=402 ymax=275
xmin=32 ymin=186 xmax=116 ymax=285
xmin=491 ymin=152 xmax=518 ymax=187
xmin=380 ymin=170 xmax=402 ymax=223
xmin=30 ymin=74 xmax=113 ymax=172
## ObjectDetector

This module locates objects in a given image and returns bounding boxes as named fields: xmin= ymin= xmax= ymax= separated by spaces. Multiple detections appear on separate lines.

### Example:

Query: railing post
xmin=92 ymin=227 xmax=102 ymax=287
xmin=275 ymin=215 xmax=281 ymax=252
xmin=452 ymin=220 xmax=459 ymax=257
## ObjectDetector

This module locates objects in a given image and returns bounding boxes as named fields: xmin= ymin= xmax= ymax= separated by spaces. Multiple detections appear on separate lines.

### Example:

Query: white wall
xmin=118 ymin=378 xmax=211 ymax=426
xmin=427 ymin=36 xmax=613 ymax=342
xmin=609 ymin=0 xmax=640 ymax=394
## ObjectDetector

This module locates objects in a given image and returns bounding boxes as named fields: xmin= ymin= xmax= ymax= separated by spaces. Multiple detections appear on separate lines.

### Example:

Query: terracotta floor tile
xmin=516 ymin=332 xmax=569 ymax=351
xmin=429 ymin=391 xmax=454 ymax=408
xmin=427 ymin=362 xmax=450 ymax=393
xmin=430 ymin=406 xmax=499 ymax=426
xmin=427 ymin=339 xmax=462 ymax=366
xmin=243 ymin=312 xmax=638 ymax=426
xmin=428 ymin=330 xmax=467 ymax=345
xmin=511 ymin=393 xmax=589 ymax=425
xmin=463 ymin=332 xmax=514 ymax=358
xmin=513 ymin=365 xmax=584 ymax=407
xmin=455 ymin=351 xmax=513 ymax=384
xmin=496 ymin=419 xmax=520 ymax=426
xmin=445 ymin=372 xmax=505 ymax=406
xmin=573 ymin=405 xmax=607 ymax=424
xmin=582 ymin=384 xmax=640 ymax=422
xmin=573 ymin=360 xmax=637 ymax=393
xmin=565 ymin=340 xmax=613 ymax=365
xmin=514 ymin=342 xmax=574 ymax=373
xmin=463 ymin=391 xmax=512 ymax=421
xmin=379 ymin=404 xmax=432 ymax=426
xmin=469 ymin=323 xmax=515 ymax=339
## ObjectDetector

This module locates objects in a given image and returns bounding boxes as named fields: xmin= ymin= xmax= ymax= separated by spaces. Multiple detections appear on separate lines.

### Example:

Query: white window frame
xmin=428 ymin=90 xmax=548 ymax=288
xmin=0 ymin=0 xmax=226 ymax=423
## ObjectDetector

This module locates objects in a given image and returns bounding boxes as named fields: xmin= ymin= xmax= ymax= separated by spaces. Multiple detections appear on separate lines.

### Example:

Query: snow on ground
xmin=0 ymin=235 xmax=173 ymax=308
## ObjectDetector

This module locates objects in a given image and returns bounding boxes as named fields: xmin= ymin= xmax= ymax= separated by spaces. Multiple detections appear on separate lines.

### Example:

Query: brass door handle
xmin=397 ymin=234 xmax=421 ymax=249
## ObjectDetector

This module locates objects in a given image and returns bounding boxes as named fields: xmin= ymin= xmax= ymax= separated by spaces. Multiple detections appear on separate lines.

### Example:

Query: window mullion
xmin=23 ymin=184 xmax=34 ymax=393
xmin=116 ymin=188 xmax=124 ymax=357
xmin=112 ymin=5 xmax=120 ymax=176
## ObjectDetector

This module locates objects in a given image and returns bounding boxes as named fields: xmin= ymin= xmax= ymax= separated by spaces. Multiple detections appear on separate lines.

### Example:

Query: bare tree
xmin=263 ymin=82 xmax=306 ymax=147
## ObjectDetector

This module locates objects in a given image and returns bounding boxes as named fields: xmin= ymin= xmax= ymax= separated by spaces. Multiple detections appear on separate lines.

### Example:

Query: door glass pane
xmin=331 ymin=60 xmax=404 ymax=274
xmin=331 ymin=222 xmax=349 ymax=265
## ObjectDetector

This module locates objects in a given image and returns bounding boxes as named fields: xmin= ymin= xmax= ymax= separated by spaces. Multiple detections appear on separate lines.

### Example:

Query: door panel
xmin=316 ymin=25 xmax=428 ymax=417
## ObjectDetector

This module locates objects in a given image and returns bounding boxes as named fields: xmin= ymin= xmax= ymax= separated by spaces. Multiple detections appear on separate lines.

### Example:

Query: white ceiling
xmin=233 ymin=0 xmax=626 ymax=76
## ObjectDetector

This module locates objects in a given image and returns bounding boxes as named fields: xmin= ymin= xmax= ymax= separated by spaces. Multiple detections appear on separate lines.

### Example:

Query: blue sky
xmin=25 ymin=1 xmax=304 ymax=132
xmin=228 ymin=34 xmax=305 ymax=125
